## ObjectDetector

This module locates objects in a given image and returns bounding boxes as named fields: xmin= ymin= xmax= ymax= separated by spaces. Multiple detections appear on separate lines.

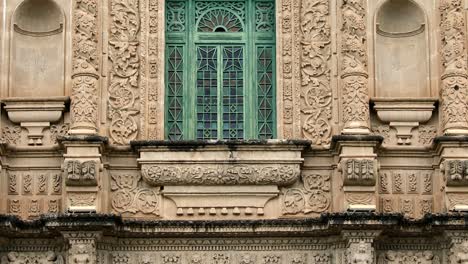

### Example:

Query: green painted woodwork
xmin=165 ymin=0 xmax=275 ymax=140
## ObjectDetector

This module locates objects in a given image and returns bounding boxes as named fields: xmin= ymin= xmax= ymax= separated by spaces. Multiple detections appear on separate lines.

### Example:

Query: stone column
xmin=63 ymin=232 xmax=101 ymax=264
xmin=70 ymin=0 xmax=100 ymax=135
xmin=340 ymin=0 xmax=371 ymax=135
xmin=444 ymin=231 xmax=468 ymax=263
xmin=342 ymin=230 xmax=381 ymax=264
xmin=440 ymin=0 xmax=468 ymax=135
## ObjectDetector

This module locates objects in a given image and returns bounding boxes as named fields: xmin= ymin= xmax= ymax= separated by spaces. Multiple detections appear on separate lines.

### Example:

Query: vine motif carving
xmin=439 ymin=0 xmax=468 ymax=133
xmin=71 ymin=0 xmax=99 ymax=132
xmin=282 ymin=173 xmax=330 ymax=215
xmin=418 ymin=125 xmax=436 ymax=145
xmin=111 ymin=173 xmax=159 ymax=215
xmin=142 ymin=165 xmax=300 ymax=186
xmin=8 ymin=172 xmax=18 ymax=194
xmin=23 ymin=173 xmax=33 ymax=194
xmin=340 ymin=0 xmax=370 ymax=131
xmin=108 ymin=0 xmax=141 ymax=145
xmin=299 ymin=0 xmax=332 ymax=146
xmin=2 ymin=126 xmax=21 ymax=145
xmin=69 ymin=193 xmax=97 ymax=207
xmin=50 ymin=124 xmax=70 ymax=144
xmin=372 ymin=125 xmax=390 ymax=145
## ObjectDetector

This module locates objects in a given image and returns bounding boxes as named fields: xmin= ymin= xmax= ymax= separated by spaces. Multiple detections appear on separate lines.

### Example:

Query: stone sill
xmin=131 ymin=139 xmax=311 ymax=150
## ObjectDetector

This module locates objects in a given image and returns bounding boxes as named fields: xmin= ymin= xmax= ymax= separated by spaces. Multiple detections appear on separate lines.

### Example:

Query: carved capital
xmin=341 ymin=159 xmax=377 ymax=186
xmin=64 ymin=160 xmax=99 ymax=186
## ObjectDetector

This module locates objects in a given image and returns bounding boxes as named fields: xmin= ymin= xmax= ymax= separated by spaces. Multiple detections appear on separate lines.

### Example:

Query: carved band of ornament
xmin=342 ymin=159 xmax=376 ymax=186
xmin=376 ymin=24 xmax=425 ymax=38
xmin=141 ymin=164 xmax=300 ymax=186
xmin=108 ymin=0 xmax=141 ymax=145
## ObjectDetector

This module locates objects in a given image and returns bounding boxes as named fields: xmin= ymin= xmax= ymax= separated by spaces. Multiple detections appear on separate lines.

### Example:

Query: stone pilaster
xmin=61 ymin=136 xmax=107 ymax=213
xmin=339 ymin=0 xmax=370 ymax=135
xmin=333 ymin=135 xmax=382 ymax=212
xmin=439 ymin=0 xmax=468 ymax=135
xmin=70 ymin=0 xmax=100 ymax=136
xmin=63 ymin=231 xmax=101 ymax=264
xmin=342 ymin=230 xmax=381 ymax=264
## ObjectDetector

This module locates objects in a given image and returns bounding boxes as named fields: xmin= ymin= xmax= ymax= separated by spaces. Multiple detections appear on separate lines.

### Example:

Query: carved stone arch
xmin=374 ymin=0 xmax=430 ymax=98
xmin=10 ymin=0 xmax=66 ymax=97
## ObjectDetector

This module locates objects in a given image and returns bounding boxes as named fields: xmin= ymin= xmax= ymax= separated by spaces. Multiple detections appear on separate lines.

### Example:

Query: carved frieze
xmin=299 ymin=0 xmax=332 ymax=146
xmin=379 ymin=251 xmax=439 ymax=264
xmin=111 ymin=173 xmax=160 ymax=216
xmin=3 ymin=252 xmax=64 ymax=264
xmin=282 ymin=172 xmax=331 ymax=215
xmin=342 ymin=159 xmax=376 ymax=186
xmin=108 ymin=0 xmax=141 ymax=145
xmin=141 ymin=164 xmax=300 ymax=186
xmin=64 ymin=160 xmax=98 ymax=186
xmin=340 ymin=0 xmax=370 ymax=133
xmin=71 ymin=0 xmax=100 ymax=134
xmin=439 ymin=0 xmax=468 ymax=134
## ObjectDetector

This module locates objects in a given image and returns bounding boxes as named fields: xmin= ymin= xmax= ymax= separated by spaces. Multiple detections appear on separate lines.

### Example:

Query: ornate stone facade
xmin=0 ymin=0 xmax=466 ymax=261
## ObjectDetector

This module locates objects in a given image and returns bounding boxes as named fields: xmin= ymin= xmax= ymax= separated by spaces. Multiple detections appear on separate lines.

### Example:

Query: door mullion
xmin=217 ymin=45 xmax=223 ymax=140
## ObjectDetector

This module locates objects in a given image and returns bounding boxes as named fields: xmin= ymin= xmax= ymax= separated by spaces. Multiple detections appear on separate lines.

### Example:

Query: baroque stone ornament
xmin=443 ymin=160 xmax=468 ymax=186
xmin=439 ymin=0 xmax=468 ymax=135
xmin=50 ymin=124 xmax=70 ymax=144
xmin=381 ymin=251 xmax=438 ymax=264
xmin=108 ymin=0 xmax=141 ymax=145
xmin=71 ymin=0 xmax=100 ymax=134
xmin=64 ymin=160 xmax=98 ymax=186
xmin=299 ymin=0 xmax=332 ymax=146
xmin=63 ymin=232 xmax=101 ymax=264
xmin=418 ymin=125 xmax=437 ymax=145
xmin=342 ymin=159 xmax=376 ymax=186
xmin=340 ymin=0 xmax=370 ymax=134
xmin=147 ymin=0 xmax=161 ymax=139
xmin=2 ymin=126 xmax=21 ymax=145
xmin=4 ymin=252 xmax=64 ymax=264
xmin=111 ymin=173 xmax=159 ymax=216
xmin=282 ymin=173 xmax=331 ymax=215
xmin=141 ymin=164 xmax=300 ymax=186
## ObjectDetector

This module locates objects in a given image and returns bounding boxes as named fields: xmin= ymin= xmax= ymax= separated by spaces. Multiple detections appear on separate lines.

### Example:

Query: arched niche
xmin=375 ymin=0 xmax=429 ymax=98
xmin=10 ymin=0 xmax=65 ymax=97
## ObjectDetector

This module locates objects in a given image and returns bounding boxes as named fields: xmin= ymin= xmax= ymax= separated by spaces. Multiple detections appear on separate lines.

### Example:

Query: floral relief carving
xmin=111 ymin=173 xmax=159 ymax=215
xmin=64 ymin=160 xmax=98 ymax=186
xmin=108 ymin=0 xmax=141 ymax=145
xmin=50 ymin=124 xmax=70 ymax=144
xmin=340 ymin=0 xmax=370 ymax=132
xmin=2 ymin=126 xmax=22 ymax=145
xmin=299 ymin=0 xmax=332 ymax=146
xmin=142 ymin=165 xmax=300 ymax=186
xmin=147 ymin=0 xmax=160 ymax=139
xmin=4 ymin=252 xmax=64 ymax=264
xmin=371 ymin=125 xmax=390 ymax=145
xmin=382 ymin=251 xmax=438 ymax=264
xmin=439 ymin=0 xmax=468 ymax=133
xmin=418 ymin=125 xmax=437 ymax=145
xmin=282 ymin=172 xmax=330 ymax=215
xmin=71 ymin=0 xmax=100 ymax=132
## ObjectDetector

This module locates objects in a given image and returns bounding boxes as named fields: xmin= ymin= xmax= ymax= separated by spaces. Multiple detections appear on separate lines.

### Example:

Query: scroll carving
xmin=111 ymin=173 xmax=159 ymax=216
xmin=300 ymin=0 xmax=332 ymax=146
xmin=340 ymin=0 xmax=370 ymax=133
xmin=439 ymin=0 xmax=468 ymax=134
xmin=141 ymin=164 xmax=300 ymax=186
xmin=71 ymin=0 xmax=100 ymax=133
xmin=108 ymin=0 xmax=141 ymax=145
xmin=282 ymin=173 xmax=331 ymax=215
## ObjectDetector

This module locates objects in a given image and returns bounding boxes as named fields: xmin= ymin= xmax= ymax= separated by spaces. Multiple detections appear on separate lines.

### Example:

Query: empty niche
xmin=375 ymin=0 xmax=429 ymax=98
xmin=10 ymin=0 xmax=65 ymax=97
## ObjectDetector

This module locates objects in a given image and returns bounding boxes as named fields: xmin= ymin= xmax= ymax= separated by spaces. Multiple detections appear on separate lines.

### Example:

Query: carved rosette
xmin=71 ymin=0 xmax=100 ymax=134
xmin=108 ymin=0 xmax=141 ymax=145
xmin=440 ymin=0 xmax=468 ymax=135
xmin=340 ymin=0 xmax=370 ymax=134
xmin=141 ymin=164 xmax=300 ymax=186
xmin=299 ymin=0 xmax=332 ymax=146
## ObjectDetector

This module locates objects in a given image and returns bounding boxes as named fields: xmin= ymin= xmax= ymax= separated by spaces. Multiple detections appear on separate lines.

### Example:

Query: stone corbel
xmin=342 ymin=230 xmax=381 ymax=264
xmin=62 ymin=231 xmax=102 ymax=264
xmin=60 ymin=136 xmax=107 ymax=213
xmin=333 ymin=135 xmax=383 ymax=212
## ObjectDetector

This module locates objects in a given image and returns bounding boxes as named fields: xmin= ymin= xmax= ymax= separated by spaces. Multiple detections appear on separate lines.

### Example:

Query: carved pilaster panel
xmin=440 ymin=0 xmax=468 ymax=135
xmin=71 ymin=0 xmax=100 ymax=134
xmin=299 ymin=0 xmax=332 ymax=146
xmin=340 ymin=0 xmax=370 ymax=134
xmin=108 ymin=0 xmax=141 ymax=145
